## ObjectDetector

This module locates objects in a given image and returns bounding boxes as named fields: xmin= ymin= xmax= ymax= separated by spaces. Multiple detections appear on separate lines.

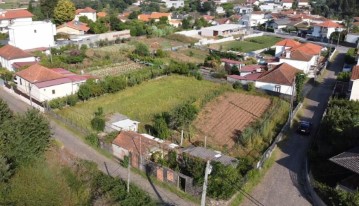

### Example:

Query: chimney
xmin=285 ymin=50 xmax=291 ymax=58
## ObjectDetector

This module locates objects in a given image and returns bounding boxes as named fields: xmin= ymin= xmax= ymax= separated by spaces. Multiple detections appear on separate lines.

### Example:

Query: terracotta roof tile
xmin=240 ymin=64 xmax=264 ymax=72
xmin=16 ymin=64 xmax=65 ymax=83
xmin=97 ymin=12 xmax=107 ymax=18
xmin=221 ymin=58 xmax=243 ymax=65
xmin=12 ymin=61 xmax=37 ymax=70
xmin=351 ymin=66 xmax=359 ymax=80
xmin=57 ymin=21 xmax=90 ymax=32
xmin=258 ymin=63 xmax=300 ymax=85
xmin=317 ymin=20 xmax=343 ymax=28
xmin=289 ymin=50 xmax=313 ymax=61
xmin=291 ymin=43 xmax=322 ymax=55
xmin=0 ymin=44 xmax=33 ymax=60
xmin=0 ymin=9 xmax=33 ymax=20
xmin=275 ymin=39 xmax=301 ymax=47
xmin=76 ymin=7 xmax=96 ymax=14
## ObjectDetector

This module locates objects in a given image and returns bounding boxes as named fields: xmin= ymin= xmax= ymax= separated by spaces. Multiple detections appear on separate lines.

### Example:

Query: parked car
xmin=342 ymin=64 xmax=352 ymax=72
xmin=297 ymin=121 xmax=312 ymax=135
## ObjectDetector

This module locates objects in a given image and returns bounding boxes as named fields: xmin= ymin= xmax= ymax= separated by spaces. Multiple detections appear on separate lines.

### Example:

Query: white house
xmin=0 ymin=44 xmax=36 ymax=71
xmin=259 ymin=3 xmax=283 ymax=12
xmin=200 ymin=24 xmax=245 ymax=37
xmin=216 ymin=6 xmax=225 ymax=15
xmin=15 ymin=64 xmax=92 ymax=102
xmin=227 ymin=63 xmax=300 ymax=95
xmin=8 ymin=21 xmax=56 ymax=51
xmin=240 ymin=12 xmax=266 ymax=27
xmin=0 ymin=8 xmax=33 ymax=33
xmin=350 ymin=66 xmax=359 ymax=101
xmin=345 ymin=33 xmax=359 ymax=44
xmin=234 ymin=6 xmax=253 ymax=15
xmin=298 ymin=0 xmax=309 ymax=7
xmin=282 ymin=0 xmax=293 ymax=9
xmin=75 ymin=7 xmax=97 ymax=22
xmin=164 ymin=0 xmax=184 ymax=8
xmin=312 ymin=20 xmax=343 ymax=39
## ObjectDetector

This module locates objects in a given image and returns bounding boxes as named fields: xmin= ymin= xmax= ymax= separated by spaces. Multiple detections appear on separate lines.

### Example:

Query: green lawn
xmin=210 ymin=36 xmax=282 ymax=53
xmin=57 ymin=75 xmax=228 ymax=132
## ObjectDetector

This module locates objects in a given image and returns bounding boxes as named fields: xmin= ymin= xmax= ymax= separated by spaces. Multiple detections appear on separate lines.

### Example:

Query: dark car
xmin=297 ymin=121 xmax=312 ymax=135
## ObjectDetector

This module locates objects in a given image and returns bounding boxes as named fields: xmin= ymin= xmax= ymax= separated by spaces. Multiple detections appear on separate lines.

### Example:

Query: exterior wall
xmin=97 ymin=30 xmax=131 ymax=41
xmin=282 ymin=2 xmax=292 ymax=8
xmin=15 ymin=77 xmax=84 ymax=102
xmin=350 ymin=80 xmax=359 ymax=100
xmin=75 ymin=12 xmax=96 ymax=22
xmin=298 ymin=2 xmax=309 ymax=7
xmin=9 ymin=22 xmax=56 ymax=50
xmin=0 ymin=56 xmax=36 ymax=71
xmin=56 ymin=26 xmax=84 ymax=35
xmin=345 ymin=33 xmax=359 ymax=44
xmin=279 ymin=58 xmax=311 ymax=73
xmin=112 ymin=144 xmax=129 ymax=160
xmin=312 ymin=26 xmax=321 ymax=37
xmin=165 ymin=0 xmax=184 ymax=8
xmin=0 ymin=17 xmax=32 ymax=33
xmin=255 ymin=81 xmax=293 ymax=95
xmin=312 ymin=26 xmax=342 ymax=39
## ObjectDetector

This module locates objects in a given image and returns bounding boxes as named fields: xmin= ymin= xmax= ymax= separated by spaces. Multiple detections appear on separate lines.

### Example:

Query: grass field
xmin=133 ymin=37 xmax=186 ymax=51
xmin=210 ymin=36 xmax=282 ymax=52
xmin=169 ymin=48 xmax=208 ymax=64
xmin=57 ymin=75 xmax=228 ymax=132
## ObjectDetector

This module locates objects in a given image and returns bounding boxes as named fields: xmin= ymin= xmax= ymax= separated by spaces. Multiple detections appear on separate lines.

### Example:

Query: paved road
xmin=0 ymin=89 xmax=196 ymax=206
xmin=241 ymin=46 xmax=348 ymax=206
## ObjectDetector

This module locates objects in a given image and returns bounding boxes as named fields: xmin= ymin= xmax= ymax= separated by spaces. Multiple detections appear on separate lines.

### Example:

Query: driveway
xmin=241 ymin=46 xmax=347 ymax=206
xmin=0 ymin=88 xmax=196 ymax=206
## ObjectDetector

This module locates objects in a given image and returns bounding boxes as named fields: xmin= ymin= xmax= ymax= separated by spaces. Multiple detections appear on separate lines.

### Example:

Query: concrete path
xmin=241 ymin=46 xmax=347 ymax=206
xmin=0 ymin=88 xmax=196 ymax=206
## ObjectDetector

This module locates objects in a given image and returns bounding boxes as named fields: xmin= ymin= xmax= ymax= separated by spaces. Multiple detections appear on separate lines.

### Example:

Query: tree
xmin=109 ymin=15 xmax=121 ymax=31
xmin=91 ymin=107 xmax=105 ymax=131
xmin=181 ymin=18 xmax=191 ymax=29
xmin=78 ymin=83 xmax=91 ymax=100
xmin=295 ymin=73 xmax=306 ymax=102
xmin=169 ymin=103 xmax=198 ymax=129
xmin=53 ymin=0 xmax=76 ymax=25
xmin=0 ymin=98 xmax=13 ymax=125
xmin=153 ymin=114 xmax=171 ymax=140
xmin=40 ymin=0 xmax=58 ymax=18
xmin=134 ymin=42 xmax=150 ymax=56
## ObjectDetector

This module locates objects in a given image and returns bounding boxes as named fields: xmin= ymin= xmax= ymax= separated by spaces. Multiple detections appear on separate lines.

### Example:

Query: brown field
xmin=134 ymin=37 xmax=186 ymax=50
xmin=193 ymin=92 xmax=271 ymax=149
xmin=169 ymin=48 xmax=208 ymax=64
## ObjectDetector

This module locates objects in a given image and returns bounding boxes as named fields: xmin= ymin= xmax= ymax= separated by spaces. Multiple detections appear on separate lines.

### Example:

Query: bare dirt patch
xmin=193 ymin=92 xmax=271 ymax=149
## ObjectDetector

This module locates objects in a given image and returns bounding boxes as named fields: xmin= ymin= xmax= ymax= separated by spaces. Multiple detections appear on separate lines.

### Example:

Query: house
xmin=259 ymin=3 xmax=283 ymax=13
xmin=112 ymin=131 xmax=178 ymax=168
xmin=345 ymin=33 xmax=359 ymax=44
xmin=0 ymin=8 xmax=33 ymax=33
xmin=221 ymin=58 xmax=244 ymax=72
xmin=216 ymin=6 xmax=225 ymax=15
xmin=240 ymin=11 xmax=266 ymax=27
xmin=329 ymin=147 xmax=359 ymax=192
xmin=267 ymin=18 xmax=293 ymax=30
xmin=239 ymin=64 xmax=264 ymax=76
xmin=15 ymin=64 xmax=92 ymax=102
xmin=312 ymin=20 xmax=343 ymax=39
xmin=138 ymin=12 xmax=172 ymax=22
xmin=8 ymin=21 xmax=56 ymax=51
xmin=0 ymin=44 xmax=36 ymax=71
xmin=275 ymin=38 xmax=301 ymax=57
xmin=180 ymin=146 xmax=238 ymax=166
xmin=350 ymin=66 xmax=359 ymax=101
xmin=164 ymin=0 xmax=184 ymax=9
xmin=97 ymin=12 xmax=107 ymax=18
xmin=56 ymin=21 xmax=90 ymax=35
xmin=199 ymin=24 xmax=245 ymax=37
xmin=227 ymin=63 xmax=300 ymax=95
xmin=75 ymin=7 xmax=96 ymax=22
xmin=282 ymin=0 xmax=293 ymax=9
xmin=298 ymin=0 xmax=309 ymax=7
xmin=105 ymin=113 xmax=140 ymax=133
xmin=234 ymin=6 xmax=253 ymax=15
xmin=214 ymin=18 xmax=231 ymax=25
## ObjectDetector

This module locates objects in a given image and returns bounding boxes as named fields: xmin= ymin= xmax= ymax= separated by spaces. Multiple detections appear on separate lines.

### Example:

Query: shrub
xmin=247 ymin=82 xmax=255 ymax=91
xmin=233 ymin=82 xmax=243 ymax=90
xmin=337 ymin=72 xmax=351 ymax=82
xmin=90 ymin=107 xmax=105 ymax=132
xmin=66 ymin=95 xmax=78 ymax=106
xmin=153 ymin=113 xmax=171 ymax=139
xmin=85 ymin=133 xmax=99 ymax=147
xmin=49 ymin=97 xmax=67 ymax=109
xmin=169 ymin=102 xmax=198 ymax=129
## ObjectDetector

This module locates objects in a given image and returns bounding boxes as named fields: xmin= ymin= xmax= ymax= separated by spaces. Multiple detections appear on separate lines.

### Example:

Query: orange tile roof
xmin=288 ymin=50 xmax=313 ymax=61
xmin=16 ymin=64 xmax=65 ymax=83
xmin=97 ymin=12 xmax=107 ymax=18
xmin=57 ymin=21 xmax=90 ymax=32
xmin=317 ymin=20 xmax=343 ymax=28
xmin=275 ymin=39 xmax=301 ymax=47
xmin=76 ymin=7 xmax=96 ymax=14
xmin=0 ymin=44 xmax=33 ymax=60
xmin=351 ymin=66 xmax=359 ymax=80
xmin=292 ymin=43 xmax=322 ymax=55
xmin=150 ymin=12 xmax=170 ymax=19
xmin=0 ymin=9 xmax=33 ymax=20
xmin=258 ymin=63 xmax=300 ymax=86
xmin=138 ymin=14 xmax=150 ymax=21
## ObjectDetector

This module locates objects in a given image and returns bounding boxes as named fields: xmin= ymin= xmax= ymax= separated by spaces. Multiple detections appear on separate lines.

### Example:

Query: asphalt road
xmin=0 ymin=88 xmax=196 ymax=206
xmin=241 ymin=47 xmax=348 ymax=206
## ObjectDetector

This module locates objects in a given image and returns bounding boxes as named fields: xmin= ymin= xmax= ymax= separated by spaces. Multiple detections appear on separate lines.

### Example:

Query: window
xmin=19 ymin=78 xmax=22 ymax=85
xmin=274 ymin=85 xmax=281 ymax=93
xmin=52 ymin=90 xmax=55 ymax=94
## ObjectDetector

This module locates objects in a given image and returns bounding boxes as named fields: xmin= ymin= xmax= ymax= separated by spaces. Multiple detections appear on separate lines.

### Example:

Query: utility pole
xmin=127 ymin=156 xmax=131 ymax=193
xmin=201 ymin=160 xmax=212 ymax=206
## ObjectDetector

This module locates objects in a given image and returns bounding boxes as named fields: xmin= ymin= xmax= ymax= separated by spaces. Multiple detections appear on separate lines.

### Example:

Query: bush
xmin=91 ymin=107 xmax=105 ymax=132
xmin=66 ymin=95 xmax=78 ymax=106
xmin=233 ymin=82 xmax=243 ymax=90
xmin=153 ymin=113 xmax=171 ymax=139
xmin=337 ymin=72 xmax=351 ymax=82
xmin=49 ymin=97 xmax=67 ymax=109
xmin=85 ymin=133 xmax=99 ymax=147
xmin=247 ymin=82 xmax=255 ymax=91
xmin=345 ymin=48 xmax=357 ymax=64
